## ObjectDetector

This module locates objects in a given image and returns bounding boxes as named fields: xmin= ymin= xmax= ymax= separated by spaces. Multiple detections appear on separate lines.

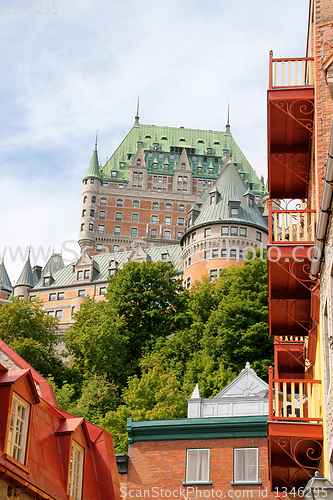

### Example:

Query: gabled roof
xmin=42 ymin=253 xmax=65 ymax=278
xmin=15 ymin=254 xmax=34 ymax=288
xmin=0 ymin=261 xmax=12 ymax=292
xmin=100 ymin=122 xmax=264 ymax=194
xmin=213 ymin=362 xmax=269 ymax=399
xmin=32 ymin=245 xmax=182 ymax=289
xmin=183 ymin=162 xmax=268 ymax=232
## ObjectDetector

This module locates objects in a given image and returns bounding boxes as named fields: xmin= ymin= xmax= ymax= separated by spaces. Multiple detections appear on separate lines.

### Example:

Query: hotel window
xmin=208 ymin=168 xmax=213 ymax=174
xmin=132 ymin=213 xmax=139 ymax=222
xmin=181 ymin=163 xmax=186 ymax=170
xmin=68 ymin=441 xmax=84 ymax=500
xmin=115 ymin=212 xmax=122 ymax=221
xmin=184 ymin=276 xmax=191 ymax=289
xmin=131 ymin=227 xmax=138 ymax=237
xmin=231 ymin=227 xmax=238 ymax=236
xmin=119 ymin=162 xmax=125 ymax=169
xmin=133 ymin=200 xmax=139 ymax=208
xmin=166 ymin=203 xmax=172 ymax=211
xmin=111 ymin=171 xmax=117 ymax=178
xmin=133 ymin=172 xmax=138 ymax=180
xmin=77 ymin=271 xmax=83 ymax=280
xmin=165 ymin=216 xmax=171 ymax=225
xmin=152 ymin=202 xmax=158 ymax=210
xmin=178 ymin=217 xmax=185 ymax=226
xmin=210 ymin=269 xmax=218 ymax=281
xmin=183 ymin=177 xmax=188 ymax=184
xmin=98 ymin=225 xmax=104 ymax=234
xmin=151 ymin=215 xmax=158 ymax=224
xmin=6 ymin=393 xmax=30 ymax=464
xmin=177 ymin=231 xmax=182 ymax=240
xmin=230 ymin=249 xmax=237 ymax=258
xmin=83 ymin=196 xmax=87 ymax=203
xmin=138 ymin=172 xmax=143 ymax=180
xmin=212 ymin=249 xmax=219 ymax=258
xmin=47 ymin=311 xmax=55 ymax=316
xmin=158 ymin=176 xmax=162 ymax=183
xmin=88 ymin=223 xmax=93 ymax=231
xmin=114 ymin=226 xmax=121 ymax=235
xmin=71 ymin=306 xmax=75 ymax=317
xmin=90 ymin=179 xmax=94 ymax=184
xmin=96 ymin=244 xmax=103 ymax=252
xmin=153 ymin=176 xmax=158 ymax=182
xmin=164 ymin=230 xmax=171 ymax=239
xmin=239 ymin=250 xmax=244 ymax=259
xmin=249 ymin=198 xmax=254 ymax=207
xmin=49 ymin=293 xmax=56 ymax=301
xmin=80 ymin=223 xmax=84 ymax=231
xmin=55 ymin=310 xmax=63 ymax=319
xmin=221 ymin=227 xmax=229 ymax=236
xmin=99 ymin=211 xmax=106 ymax=219
xmin=256 ymin=232 xmax=262 ymax=242
xmin=84 ymin=270 xmax=90 ymax=279
xmin=91 ymin=196 xmax=96 ymax=203
xmin=186 ymin=449 xmax=210 ymax=484
xmin=116 ymin=199 xmax=123 ymax=207
xmin=198 ymin=180 xmax=202 ymax=186
xmin=113 ymin=245 xmax=119 ymax=252
xmin=100 ymin=287 xmax=107 ymax=295
xmin=179 ymin=204 xmax=185 ymax=212
xmin=204 ymin=228 xmax=211 ymax=238
xmin=233 ymin=448 xmax=259 ymax=484
xmin=240 ymin=228 xmax=247 ymax=237
xmin=221 ymin=249 xmax=227 ymax=258
xmin=137 ymin=159 xmax=141 ymax=166
xmin=192 ymin=232 xmax=196 ymax=241
xmin=78 ymin=290 xmax=85 ymax=297
xmin=150 ymin=229 xmax=158 ymax=238
xmin=163 ymin=177 xmax=167 ymax=183
xmin=100 ymin=197 xmax=107 ymax=205
xmin=82 ymin=209 xmax=86 ymax=217
xmin=90 ymin=209 xmax=95 ymax=217
xmin=178 ymin=176 xmax=182 ymax=184
xmin=208 ymin=181 xmax=212 ymax=187
xmin=198 ymin=167 xmax=202 ymax=173
xmin=204 ymin=251 xmax=210 ymax=259
xmin=230 ymin=208 xmax=238 ymax=218
xmin=57 ymin=292 xmax=65 ymax=300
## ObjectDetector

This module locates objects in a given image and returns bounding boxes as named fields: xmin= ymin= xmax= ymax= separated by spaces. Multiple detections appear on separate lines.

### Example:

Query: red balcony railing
xmin=269 ymin=50 xmax=314 ymax=89
xmin=268 ymin=204 xmax=316 ymax=243
xmin=268 ymin=367 xmax=322 ymax=422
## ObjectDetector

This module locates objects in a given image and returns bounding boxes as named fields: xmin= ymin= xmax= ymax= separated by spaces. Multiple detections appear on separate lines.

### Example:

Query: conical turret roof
xmin=0 ymin=261 xmax=13 ymax=292
xmin=185 ymin=162 xmax=268 ymax=231
xmin=16 ymin=254 xmax=34 ymax=288
xmin=85 ymin=140 xmax=100 ymax=179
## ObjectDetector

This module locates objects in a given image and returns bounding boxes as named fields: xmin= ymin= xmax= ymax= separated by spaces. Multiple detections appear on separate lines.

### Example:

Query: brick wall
xmin=120 ymin=438 xmax=275 ymax=500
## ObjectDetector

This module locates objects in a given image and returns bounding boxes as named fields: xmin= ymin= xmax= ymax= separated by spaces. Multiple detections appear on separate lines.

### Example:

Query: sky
xmin=0 ymin=0 xmax=309 ymax=283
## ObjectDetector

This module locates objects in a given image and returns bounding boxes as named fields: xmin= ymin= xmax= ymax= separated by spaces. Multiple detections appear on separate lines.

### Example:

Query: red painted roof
xmin=0 ymin=339 xmax=121 ymax=500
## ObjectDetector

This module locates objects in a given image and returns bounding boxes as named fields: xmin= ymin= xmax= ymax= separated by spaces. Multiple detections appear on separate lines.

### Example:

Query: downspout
xmin=310 ymin=122 xmax=333 ymax=279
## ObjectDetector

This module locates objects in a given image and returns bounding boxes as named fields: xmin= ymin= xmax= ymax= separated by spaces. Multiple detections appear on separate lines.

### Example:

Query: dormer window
xmin=207 ymin=148 xmax=212 ymax=154
xmin=249 ymin=198 xmax=254 ymax=207
xmin=77 ymin=271 xmax=83 ymax=280
xmin=153 ymin=143 xmax=158 ymax=149
xmin=181 ymin=163 xmax=186 ymax=170
xmin=84 ymin=270 xmax=90 ymax=279
xmin=68 ymin=441 xmax=84 ymax=500
xmin=119 ymin=162 xmax=125 ymax=169
xmin=240 ymin=173 xmax=245 ymax=180
xmin=6 ymin=393 xmax=30 ymax=464
xmin=111 ymin=171 xmax=117 ymax=178
xmin=210 ymin=196 xmax=216 ymax=205
xmin=208 ymin=168 xmax=213 ymax=175
xmin=136 ymin=159 xmax=141 ymax=166
xmin=44 ymin=277 xmax=50 ymax=286
xmin=230 ymin=208 xmax=238 ymax=218
xmin=223 ymin=149 xmax=228 ymax=155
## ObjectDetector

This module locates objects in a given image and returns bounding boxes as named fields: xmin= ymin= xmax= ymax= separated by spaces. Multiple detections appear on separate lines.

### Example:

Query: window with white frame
xmin=6 ymin=393 xmax=30 ymax=464
xmin=68 ymin=441 xmax=84 ymax=500
xmin=222 ymin=227 xmax=229 ymax=236
xmin=186 ymin=449 xmax=210 ymax=484
xmin=234 ymin=448 xmax=259 ymax=484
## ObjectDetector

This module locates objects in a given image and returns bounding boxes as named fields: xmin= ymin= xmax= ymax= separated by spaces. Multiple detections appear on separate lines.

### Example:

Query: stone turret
xmin=79 ymin=138 xmax=101 ymax=252
xmin=14 ymin=252 xmax=34 ymax=297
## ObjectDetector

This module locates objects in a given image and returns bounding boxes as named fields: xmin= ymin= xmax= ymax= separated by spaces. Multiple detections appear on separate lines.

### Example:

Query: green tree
xmin=66 ymin=261 xmax=189 ymax=389
xmin=101 ymin=364 xmax=188 ymax=453
xmin=0 ymin=297 xmax=65 ymax=384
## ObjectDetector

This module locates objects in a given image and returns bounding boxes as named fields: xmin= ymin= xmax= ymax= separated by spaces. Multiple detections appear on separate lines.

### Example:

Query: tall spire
xmin=84 ymin=137 xmax=100 ymax=179
xmin=225 ymin=103 xmax=231 ymax=134
xmin=0 ymin=260 xmax=13 ymax=292
xmin=134 ymin=96 xmax=140 ymax=126
xmin=15 ymin=253 xmax=34 ymax=288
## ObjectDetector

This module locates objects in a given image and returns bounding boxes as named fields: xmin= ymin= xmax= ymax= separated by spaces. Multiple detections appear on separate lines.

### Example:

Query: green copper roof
xmin=84 ymin=140 xmax=100 ymax=180
xmin=41 ymin=253 xmax=64 ymax=278
xmin=16 ymin=255 xmax=34 ymax=288
xmin=99 ymin=121 xmax=265 ymax=195
xmin=184 ymin=162 xmax=268 ymax=234
xmin=127 ymin=415 xmax=268 ymax=443
xmin=32 ymin=245 xmax=182 ymax=289
xmin=0 ymin=261 xmax=13 ymax=292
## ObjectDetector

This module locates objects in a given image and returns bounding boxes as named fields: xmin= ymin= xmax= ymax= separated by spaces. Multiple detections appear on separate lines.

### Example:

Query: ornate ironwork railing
xmin=269 ymin=51 xmax=314 ymax=89
xmin=268 ymin=368 xmax=322 ymax=422
xmin=269 ymin=207 xmax=316 ymax=243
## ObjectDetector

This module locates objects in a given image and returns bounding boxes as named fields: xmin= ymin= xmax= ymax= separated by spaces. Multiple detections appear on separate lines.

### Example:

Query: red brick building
xmin=119 ymin=365 xmax=275 ymax=500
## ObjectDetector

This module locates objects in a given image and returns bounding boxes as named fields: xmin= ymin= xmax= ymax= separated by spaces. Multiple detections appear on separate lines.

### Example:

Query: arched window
xmin=137 ymin=159 xmax=141 ymax=166
xmin=91 ymin=196 xmax=96 ymax=203
xmin=166 ymin=203 xmax=172 ymax=211
xmin=83 ymin=196 xmax=87 ymax=203
xmin=179 ymin=205 xmax=185 ymax=212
